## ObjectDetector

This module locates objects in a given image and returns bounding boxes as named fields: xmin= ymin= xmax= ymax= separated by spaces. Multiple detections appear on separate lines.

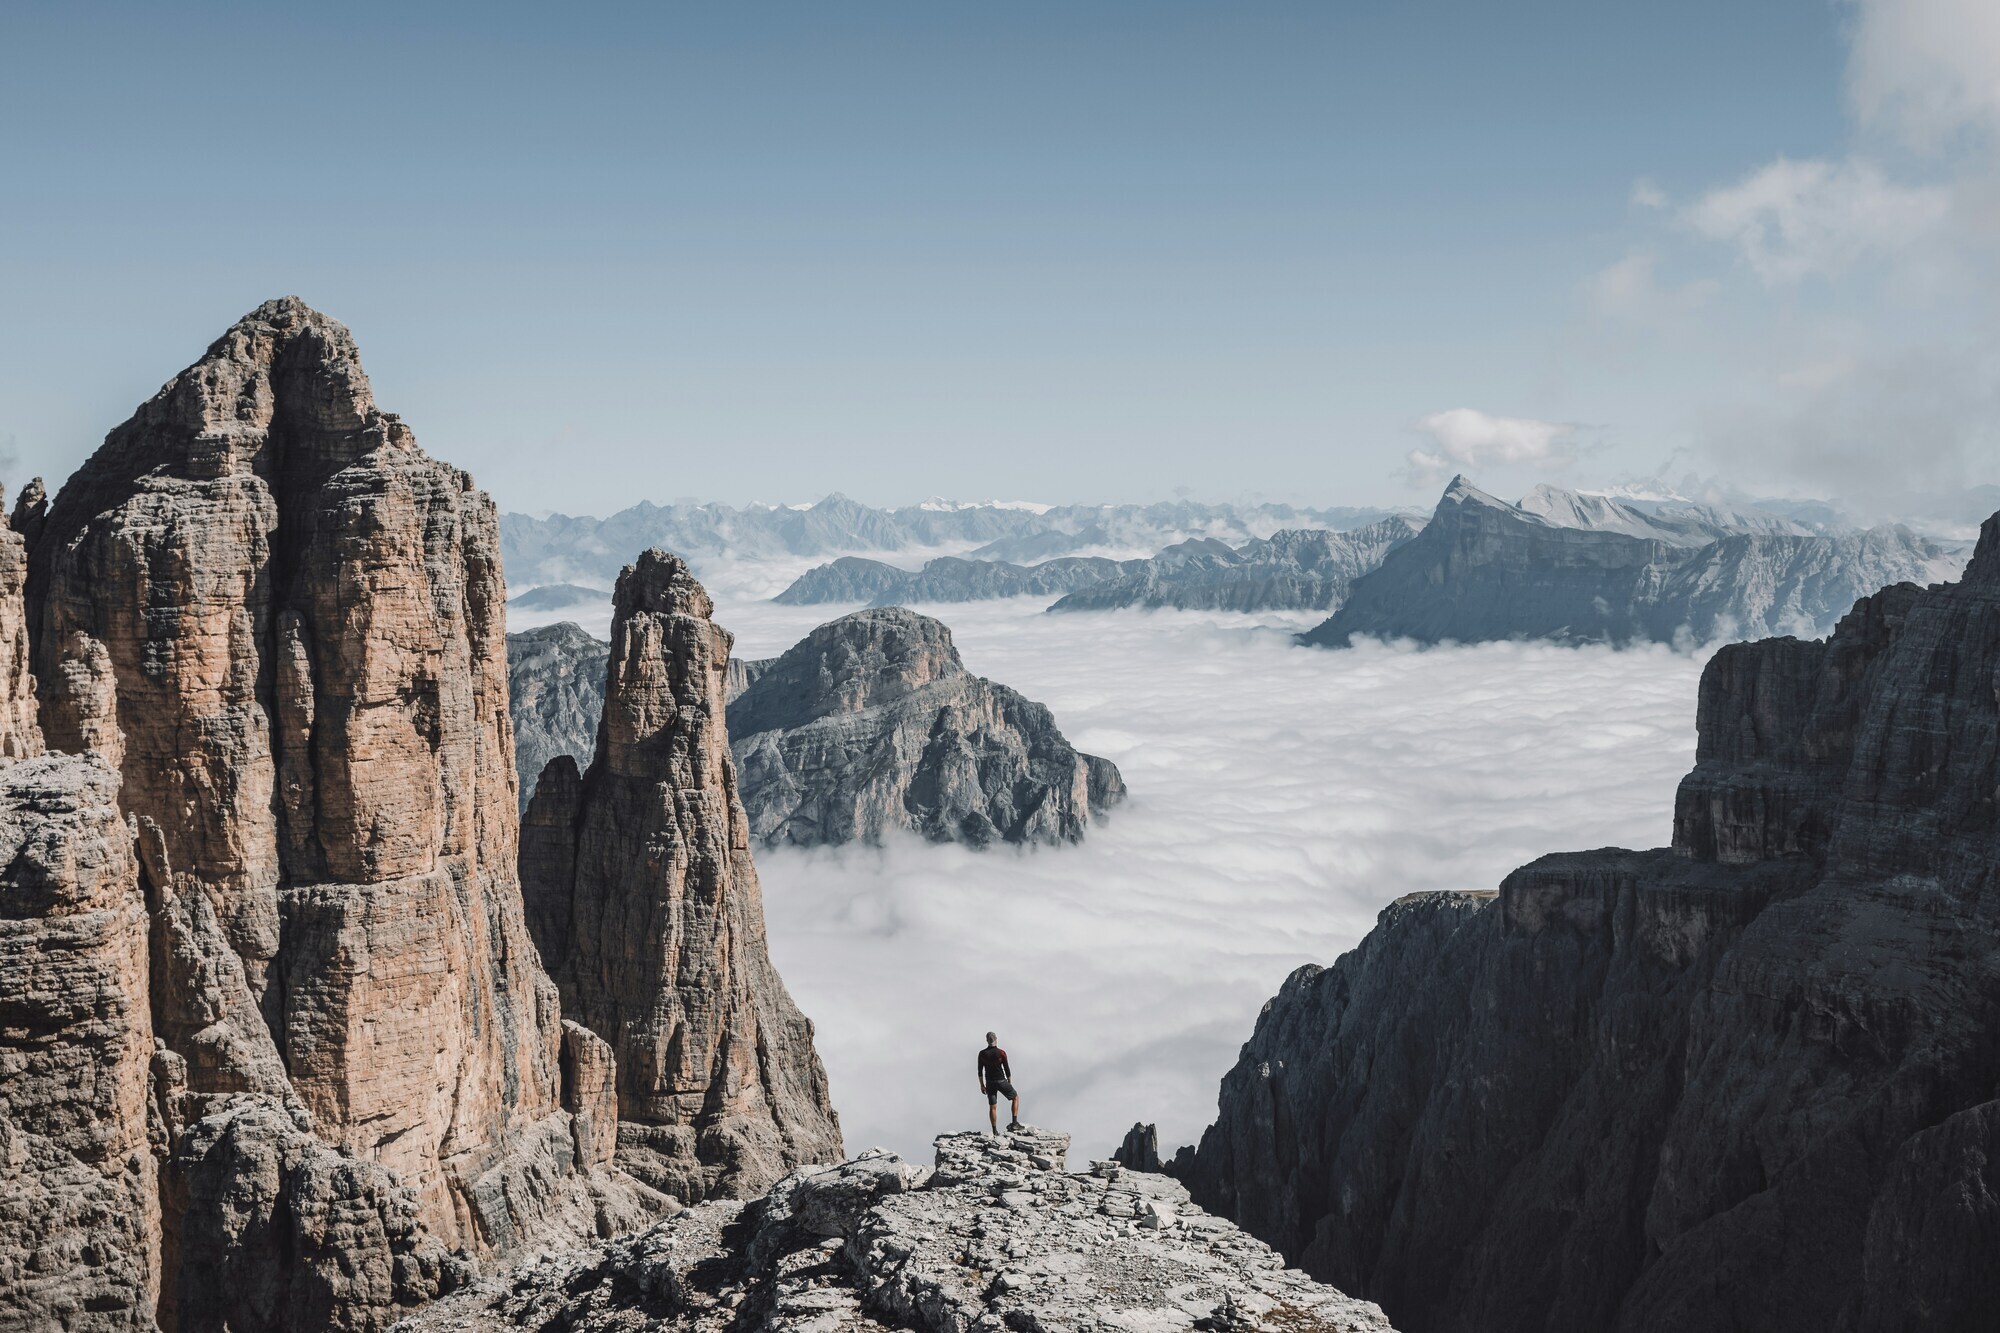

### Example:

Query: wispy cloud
xmin=1407 ymin=408 xmax=1582 ymax=483
xmin=1848 ymin=0 xmax=2000 ymax=150
xmin=1682 ymin=156 xmax=1950 ymax=284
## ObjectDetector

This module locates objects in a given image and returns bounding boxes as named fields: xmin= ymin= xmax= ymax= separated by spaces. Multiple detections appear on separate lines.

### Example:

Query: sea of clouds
xmin=612 ymin=572 xmax=1712 ymax=1166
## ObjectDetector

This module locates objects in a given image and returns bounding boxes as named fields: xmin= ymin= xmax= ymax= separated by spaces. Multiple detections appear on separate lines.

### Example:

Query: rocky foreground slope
xmin=1 ymin=300 xmax=837 ymax=1332
xmin=398 ymin=1128 xmax=1395 ymax=1333
xmin=726 ymin=608 xmax=1124 ymax=847
xmin=1178 ymin=514 xmax=2000 ymax=1331
xmin=1303 ymin=476 xmax=1961 ymax=647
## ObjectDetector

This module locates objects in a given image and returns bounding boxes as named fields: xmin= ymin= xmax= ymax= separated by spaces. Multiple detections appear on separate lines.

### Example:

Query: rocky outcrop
xmin=505 ymin=622 xmax=610 ymax=812
xmin=726 ymin=608 xmax=1124 ymax=848
xmin=1303 ymin=476 xmax=1963 ymax=648
xmin=9 ymin=298 xmax=662 ymax=1331
xmin=775 ymin=554 xmax=1128 ymax=607
xmin=1178 ymin=518 xmax=2000 ymax=1331
xmin=398 ymin=1127 xmax=1396 ymax=1333
xmin=1050 ymin=519 xmax=1422 ymax=613
xmin=0 ymin=753 xmax=157 ymax=1330
xmin=518 ymin=549 xmax=844 ymax=1203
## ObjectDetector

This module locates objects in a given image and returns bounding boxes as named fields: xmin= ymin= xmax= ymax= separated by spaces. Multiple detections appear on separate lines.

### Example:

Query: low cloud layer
xmin=708 ymin=589 xmax=1708 ymax=1164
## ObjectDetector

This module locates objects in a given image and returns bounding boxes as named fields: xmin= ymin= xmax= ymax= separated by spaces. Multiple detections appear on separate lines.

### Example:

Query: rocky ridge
xmin=397 ymin=1128 xmax=1395 ymax=1333
xmin=774 ymin=554 xmax=1128 ymax=607
xmin=1049 ymin=518 xmax=1422 ymax=613
xmin=516 ymin=550 xmax=844 ymax=1203
xmin=1303 ymin=476 xmax=1962 ymax=647
xmin=1179 ymin=514 xmax=2000 ymax=1331
xmin=501 ymin=498 xmax=1405 ymax=588
xmin=725 ymin=607 xmax=1124 ymax=847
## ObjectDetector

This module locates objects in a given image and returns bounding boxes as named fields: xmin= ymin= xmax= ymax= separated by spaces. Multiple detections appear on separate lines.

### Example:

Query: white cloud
xmin=1587 ymin=252 xmax=1719 ymax=322
xmin=706 ymin=587 xmax=1707 ymax=1163
xmin=1407 ymin=407 xmax=1580 ymax=482
xmin=1682 ymin=156 xmax=1950 ymax=284
xmin=1848 ymin=0 xmax=2000 ymax=149
xmin=1630 ymin=178 xmax=1668 ymax=210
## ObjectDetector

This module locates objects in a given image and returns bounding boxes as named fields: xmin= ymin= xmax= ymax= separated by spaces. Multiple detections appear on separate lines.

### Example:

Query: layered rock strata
xmin=398 ymin=1128 xmax=1396 ymax=1333
xmin=7 ymin=298 xmax=664 ymax=1331
xmin=726 ymin=607 xmax=1124 ymax=847
xmin=517 ymin=549 xmax=843 ymax=1202
xmin=1303 ymin=476 xmax=1962 ymax=647
xmin=1180 ymin=520 xmax=2000 ymax=1331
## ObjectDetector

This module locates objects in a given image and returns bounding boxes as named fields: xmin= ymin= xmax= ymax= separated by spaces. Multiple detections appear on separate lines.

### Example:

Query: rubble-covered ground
xmin=397 ymin=1128 xmax=1394 ymax=1333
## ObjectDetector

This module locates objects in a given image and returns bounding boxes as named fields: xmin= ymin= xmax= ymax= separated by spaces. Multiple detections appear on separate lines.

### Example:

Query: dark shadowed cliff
xmin=1179 ymin=514 xmax=2000 ymax=1332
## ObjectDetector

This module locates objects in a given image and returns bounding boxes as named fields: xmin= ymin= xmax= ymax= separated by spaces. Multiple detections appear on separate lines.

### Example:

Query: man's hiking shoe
xmin=1006 ymin=1120 xmax=1024 ymax=1132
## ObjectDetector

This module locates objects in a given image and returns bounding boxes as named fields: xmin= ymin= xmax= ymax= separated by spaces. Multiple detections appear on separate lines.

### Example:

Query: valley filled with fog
xmin=515 ymin=560 xmax=1709 ymax=1163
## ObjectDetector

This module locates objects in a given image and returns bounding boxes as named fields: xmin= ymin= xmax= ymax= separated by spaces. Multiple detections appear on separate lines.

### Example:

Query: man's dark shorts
xmin=985 ymin=1080 xmax=1017 ymax=1105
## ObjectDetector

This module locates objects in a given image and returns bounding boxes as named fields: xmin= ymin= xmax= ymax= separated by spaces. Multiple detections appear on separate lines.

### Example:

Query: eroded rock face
xmin=396 ymin=1127 xmax=1397 ymax=1333
xmin=1180 ymin=519 xmax=2000 ymax=1332
xmin=727 ymin=607 xmax=1124 ymax=848
xmin=505 ymin=621 xmax=610 ymax=813
xmin=0 ymin=753 xmax=156 ymax=1330
xmin=521 ymin=549 xmax=843 ymax=1202
xmin=14 ymin=298 xmax=661 ymax=1330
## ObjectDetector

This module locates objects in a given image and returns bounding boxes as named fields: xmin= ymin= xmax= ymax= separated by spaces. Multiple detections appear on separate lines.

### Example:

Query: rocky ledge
xmin=396 ymin=1128 xmax=1394 ymax=1333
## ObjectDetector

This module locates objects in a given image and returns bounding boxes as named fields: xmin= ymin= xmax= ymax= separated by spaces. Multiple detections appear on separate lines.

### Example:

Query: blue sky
xmin=3 ymin=1 xmax=1993 ymax=516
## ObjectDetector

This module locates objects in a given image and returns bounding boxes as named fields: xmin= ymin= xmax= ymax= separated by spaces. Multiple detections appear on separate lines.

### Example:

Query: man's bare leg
xmin=1010 ymin=1095 xmax=1021 ymax=1129
xmin=989 ymin=1100 xmax=999 ymax=1133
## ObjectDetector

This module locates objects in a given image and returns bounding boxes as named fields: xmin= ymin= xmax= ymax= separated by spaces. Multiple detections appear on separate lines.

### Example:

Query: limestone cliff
xmin=727 ymin=607 xmax=1124 ymax=847
xmin=1179 ymin=517 xmax=2000 ymax=1331
xmin=9 ymin=298 xmax=662 ymax=1332
xmin=1303 ymin=476 xmax=1962 ymax=647
xmin=399 ymin=1128 xmax=1396 ymax=1333
xmin=518 ymin=549 xmax=844 ymax=1202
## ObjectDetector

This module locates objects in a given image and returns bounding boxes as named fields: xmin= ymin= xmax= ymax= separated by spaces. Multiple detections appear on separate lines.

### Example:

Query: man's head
xmin=985 ymin=1031 xmax=997 ymax=1046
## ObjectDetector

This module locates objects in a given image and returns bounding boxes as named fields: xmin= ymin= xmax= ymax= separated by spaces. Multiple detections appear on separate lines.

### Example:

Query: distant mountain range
xmin=1302 ymin=477 xmax=1966 ymax=648
xmin=499 ymin=495 xmax=1407 ymax=587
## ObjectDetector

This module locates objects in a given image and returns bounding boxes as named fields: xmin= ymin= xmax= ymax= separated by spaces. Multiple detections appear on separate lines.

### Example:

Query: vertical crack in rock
xmin=522 ymin=548 xmax=844 ymax=1202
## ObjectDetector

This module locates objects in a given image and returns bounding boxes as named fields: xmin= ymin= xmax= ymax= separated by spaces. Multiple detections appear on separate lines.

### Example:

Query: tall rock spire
xmin=525 ymin=548 xmax=843 ymax=1200
xmin=14 ymin=298 xmax=659 ymax=1329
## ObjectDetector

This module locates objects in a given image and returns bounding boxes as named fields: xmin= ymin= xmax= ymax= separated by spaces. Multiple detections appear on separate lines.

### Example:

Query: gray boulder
xmin=728 ymin=607 xmax=1124 ymax=848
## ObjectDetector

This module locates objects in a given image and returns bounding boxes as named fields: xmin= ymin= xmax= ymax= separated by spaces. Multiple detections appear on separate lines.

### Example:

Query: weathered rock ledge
xmin=396 ymin=1128 xmax=1394 ymax=1333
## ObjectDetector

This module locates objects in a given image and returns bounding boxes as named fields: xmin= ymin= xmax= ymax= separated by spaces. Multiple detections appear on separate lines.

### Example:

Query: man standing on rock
xmin=979 ymin=1031 xmax=1023 ymax=1134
